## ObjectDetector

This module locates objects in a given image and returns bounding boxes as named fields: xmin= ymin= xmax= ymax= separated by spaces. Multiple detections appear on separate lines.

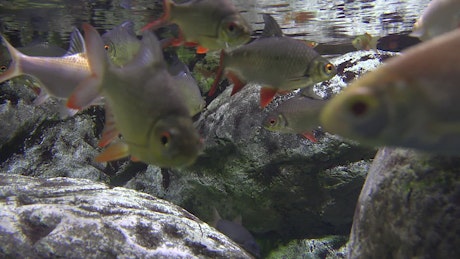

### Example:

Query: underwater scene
xmin=0 ymin=0 xmax=459 ymax=258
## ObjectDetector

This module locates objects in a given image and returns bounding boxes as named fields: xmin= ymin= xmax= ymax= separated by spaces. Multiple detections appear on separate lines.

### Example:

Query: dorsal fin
xmin=124 ymin=30 xmax=164 ymax=70
xmin=66 ymin=27 xmax=85 ymax=55
xmin=262 ymin=14 xmax=283 ymax=38
xmin=210 ymin=207 xmax=222 ymax=228
xmin=120 ymin=20 xmax=136 ymax=36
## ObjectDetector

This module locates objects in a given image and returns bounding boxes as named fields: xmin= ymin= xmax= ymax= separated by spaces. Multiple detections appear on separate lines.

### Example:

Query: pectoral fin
xmin=228 ymin=71 xmax=246 ymax=96
xmin=95 ymin=142 xmax=130 ymax=162
xmin=98 ymin=104 xmax=119 ymax=147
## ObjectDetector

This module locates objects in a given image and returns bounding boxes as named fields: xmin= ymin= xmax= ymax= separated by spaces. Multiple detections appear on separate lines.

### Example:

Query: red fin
xmin=260 ymin=87 xmax=277 ymax=108
xmin=228 ymin=72 xmax=246 ymax=96
xmin=66 ymin=75 xmax=101 ymax=110
xmin=301 ymin=132 xmax=318 ymax=143
xmin=208 ymin=50 xmax=225 ymax=96
xmin=95 ymin=142 xmax=130 ymax=162
xmin=196 ymin=46 xmax=209 ymax=54
xmin=98 ymin=104 xmax=119 ymax=147
xmin=141 ymin=0 xmax=172 ymax=32
xmin=130 ymin=156 xmax=141 ymax=162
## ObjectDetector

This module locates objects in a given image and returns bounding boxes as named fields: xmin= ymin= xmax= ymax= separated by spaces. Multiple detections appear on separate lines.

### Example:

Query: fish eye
xmin=160 ymin=131 xmax=171 ymax=146
xmin=324 ymin=63 xmax=334 ymax=74
xmin=227 ymin=22 xmax=236 ymax=32
xmin=0 ymin=65 xmax=6 ymax=72
xmin=269 ymin=118 xmax=277 ymax=125
xmin=350 ymin=100 xmax=369 ymax=116
xmin=104 ymin=44 xmax=110 ymax=51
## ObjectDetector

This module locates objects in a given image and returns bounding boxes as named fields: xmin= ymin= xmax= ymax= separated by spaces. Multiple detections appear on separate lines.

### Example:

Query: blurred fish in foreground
xmin=0 ymin=28 xmax=94 ymax=115
xmin=263 ymin=95 xmax=327 ymax=142
xmin=352 ymin=33 xmax=379 ymax=51
xmin=320 ymin=28 xmax=460 ymax=155
xmin=67 ymin=24 xmax=202 ymax=168
xmin=209 ymin=14 xmax=336 ymax=108
xmin=165 ymin=52 xmax=205 ymax=116
xmin=411 ymin=0 xmax=460 ymax=41
xmin=141 ymin=0 xmax=252 ymax=54
xmin=211 ymin=208 xmax=260 ymax=258
xmin=101 ymin=21 xmax=141 ymax=67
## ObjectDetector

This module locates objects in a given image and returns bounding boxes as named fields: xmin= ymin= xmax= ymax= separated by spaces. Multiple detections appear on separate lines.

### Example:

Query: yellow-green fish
xmin=0 ymin=28 xmax=91 ymax=104
xmin=209 ymin=14 xmax=336 ymax=108
xmin=352 ymin=33 xmax=379 ymax=51
xmin=67 ymin=24 xmax=202 ymax=167
xmin=166 ymin=53 xmax=205 ymax=116
xmin=101 ymin=20 xmax=141 ymax=67
xmin=320 ymin=28 xmax=460 ymax=155
xmin=141 ymin=0 xmax=252 ymax=54
xmin=411 ymin=0 xmax=460 ymax=41
xmin=263 ymin=95 xmax=327 ymax=142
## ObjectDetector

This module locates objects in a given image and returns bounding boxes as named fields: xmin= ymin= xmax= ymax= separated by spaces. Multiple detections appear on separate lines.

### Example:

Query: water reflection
xmin=0 ymin=0 xmax=430 ymax=48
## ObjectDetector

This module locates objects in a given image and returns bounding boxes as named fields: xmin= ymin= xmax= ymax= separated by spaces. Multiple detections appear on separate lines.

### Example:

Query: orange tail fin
xmin=141 ymin=0 xmax=172 ymax=31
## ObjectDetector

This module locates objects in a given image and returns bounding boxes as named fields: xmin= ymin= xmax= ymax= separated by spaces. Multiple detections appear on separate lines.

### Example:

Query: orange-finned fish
xmin=67 ymin=24 xmax=202 ymax=168
xmin=263 ymin=95 xmax=327 ymax=142
xmin=0 ymin=28 xmax=92 ymax=106
xmin=141 ymin=0 xmax=252 ymax=54
xmin=352 ymin=33 xmax=379 ymax=51
xmin=320 ymin=28 xmax=460 ymax=155
xmin=209 ymin=14 xmax=336 ymax=108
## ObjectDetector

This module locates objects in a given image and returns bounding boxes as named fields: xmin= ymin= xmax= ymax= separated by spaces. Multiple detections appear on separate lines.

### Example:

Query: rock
xmin=349 ymin=148 xmax=460 ymax=259
xmin=267 ymin=235 xmax=348 ymax=259
xmin=0 ymin=173 xmax=253 ymax=258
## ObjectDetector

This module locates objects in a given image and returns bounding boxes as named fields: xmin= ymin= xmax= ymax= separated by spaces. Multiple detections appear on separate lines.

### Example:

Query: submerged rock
xmin=0 ymin=173 xmax=252 ymax=258
xmin=267 ymin=235 xmax=348 ymax=259
xmin=349 ymin=148 xmax=460 ymax=258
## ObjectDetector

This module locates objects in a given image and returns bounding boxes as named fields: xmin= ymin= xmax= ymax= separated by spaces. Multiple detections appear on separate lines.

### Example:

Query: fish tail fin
xmin=208 ymin=49 xmax=226 ymax=96
xmin=67 ymin=23 xmax=105 ymax=110
xmin=0 ymin=35 xmax=24 ymax=84
xmin=140 ymin=0 xmax=172 ymax=32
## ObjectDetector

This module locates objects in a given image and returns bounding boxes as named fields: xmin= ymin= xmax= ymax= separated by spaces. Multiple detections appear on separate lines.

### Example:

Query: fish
xmin=0 ymin=27 xmax=92 ymax=106
xmin=211 ymin=208 xmax=260 ymax=258
xmin=376 ymin=34 xmax=421 ymax=52
xmin=141 ymin=0 xmax=252 ymax=54
xmin=320 ymin=28 xmax=460 ymax=155
xmin=67 ymin=24 xmax=202 ymax=167
xmin=101 ymin=21 xmax=141 ymax=67
xmin=263 ymin=95 xmax=327 ymax=142
xmin=209 ymin=14 xmax=337 ymax=108
xmin=352 ymin=33 xmax=379 ymax=51
xmin=411 ymin=0 xmax=460 ymax=41
xmin=165 ymin=52 xmax=205 ymax=116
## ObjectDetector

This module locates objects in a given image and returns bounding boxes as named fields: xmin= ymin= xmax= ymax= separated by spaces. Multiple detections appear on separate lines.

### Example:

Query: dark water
xmin=0 ymin=0 xmax=429 ymax=48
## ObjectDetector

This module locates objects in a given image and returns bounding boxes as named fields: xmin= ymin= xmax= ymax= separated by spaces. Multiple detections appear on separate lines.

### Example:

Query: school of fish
xmin=1 ymin=1 xmax=459 ymax=253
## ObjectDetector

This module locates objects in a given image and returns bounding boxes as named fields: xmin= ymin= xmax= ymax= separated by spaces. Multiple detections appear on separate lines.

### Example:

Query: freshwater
xmin=0 ymin=0 xmax=430 ymax=48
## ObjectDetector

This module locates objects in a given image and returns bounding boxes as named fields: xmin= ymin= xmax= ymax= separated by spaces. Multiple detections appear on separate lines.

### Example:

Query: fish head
xmin=101 ymin=21 xmax=141 ymax=66
xmin=309 ymin=57 xmax=337 ymax=83
xmin=352 ymin=36 xmax=364 ymax=50
xmin=217 ymin=13 xmax=252 ymax=48
xmin=320 ymin=71 xmax=393 ymax=144
xmin=263 ymin=112 xmax=287 ymax=132
xmin=149 ymin=115 xmax=203 ymax=167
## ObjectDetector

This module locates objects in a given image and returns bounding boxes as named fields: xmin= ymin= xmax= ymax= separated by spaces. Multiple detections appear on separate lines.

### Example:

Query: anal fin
xmin=260 ymin=87 xmax=277 ymax=108
xmin=95 ymin=142 xmax=130 ymax=163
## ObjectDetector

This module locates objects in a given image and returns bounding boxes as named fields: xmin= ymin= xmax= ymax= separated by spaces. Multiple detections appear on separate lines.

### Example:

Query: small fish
xmin=0 ymin=28 xmax=91 ymax=105
xmin=165 ymin=52 xmax=205 ymax=116
xmin=141 ymin=0 xmax=252 ymax=53
xmin=320 ymin=28 xmax=460 ymax=155
xmin=67 ymin=24 xmax=202 ymax=167
xmin=263 ymin=95 xmax=327 ymax=142
xmin=211 ymin=208 xmax=260 ymax=258
xmin=411 ymin=0 xmax=460 ymax=41
xmin=101 ymin=21 xmax=141 ymax=67
xmin=283 ymin=11 xmax=316 ymax=24
xmin=352 ymin=33 xmax=379 ymax=51
xmin=209 ymin=14 xmax=336 ymax=108
xmin=376 ymin=34 xmax=421 ymax=52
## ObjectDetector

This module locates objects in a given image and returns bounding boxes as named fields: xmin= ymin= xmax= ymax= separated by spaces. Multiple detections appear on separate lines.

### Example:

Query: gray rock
xmin=267 ymin=235 xmax=348 ymax=259
xmin=0 ymin=173 xmax=253 ymax=259
xmin=349 ymin=148 xmax=460 ymax=259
